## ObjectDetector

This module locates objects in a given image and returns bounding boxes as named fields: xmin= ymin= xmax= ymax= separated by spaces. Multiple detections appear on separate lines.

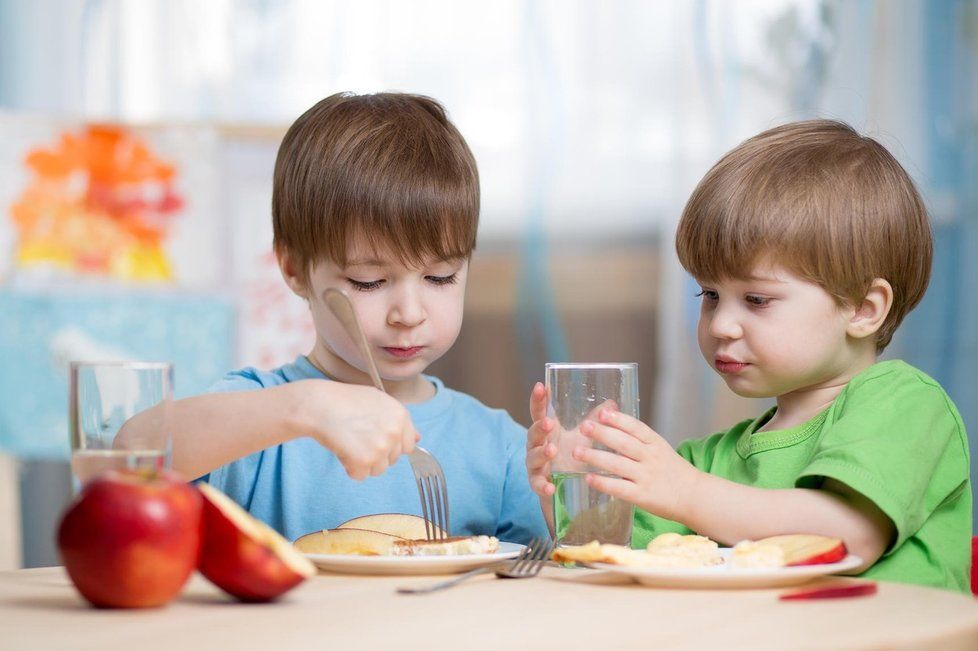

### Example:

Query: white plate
xmin=587 ymin=549 xmax=863 ymax=589
xmin=305 ymin=541 xmax=525 ymax=575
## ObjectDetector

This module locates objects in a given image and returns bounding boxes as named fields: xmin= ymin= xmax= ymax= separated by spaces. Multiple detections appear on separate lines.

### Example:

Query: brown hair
xmin=273 ymin=92 xmax=479 ymax=277
xmin=676 ymin=119 xmax=932 ymax=351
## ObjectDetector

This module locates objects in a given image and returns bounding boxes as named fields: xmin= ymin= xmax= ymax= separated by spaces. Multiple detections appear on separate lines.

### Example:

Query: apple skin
xmin=755 ymin=534 xmax=848 ymax=566
xmin=197 ymin=483 xmax=314 ymax=602
xmin=57 ymin=470 xmax=202 ymax=609
xmin=337 ymin=513 xmax=445 ymax=539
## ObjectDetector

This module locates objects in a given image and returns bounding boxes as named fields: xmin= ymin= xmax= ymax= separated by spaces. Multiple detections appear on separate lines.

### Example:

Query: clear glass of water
xmin=546 ymin=362 xmax=638 ymax=547
xmin=69 ymin=361 xmax=173 ymax=486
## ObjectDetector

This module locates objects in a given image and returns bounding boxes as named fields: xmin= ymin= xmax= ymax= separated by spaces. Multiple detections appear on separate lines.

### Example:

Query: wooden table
xmin=3 ymin=566 xmax=978 ymax=650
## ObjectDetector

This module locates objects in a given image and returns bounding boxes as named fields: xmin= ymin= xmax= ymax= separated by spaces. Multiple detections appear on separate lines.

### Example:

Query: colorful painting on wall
xmin=10 ymin=125 xmax=185 ymax=281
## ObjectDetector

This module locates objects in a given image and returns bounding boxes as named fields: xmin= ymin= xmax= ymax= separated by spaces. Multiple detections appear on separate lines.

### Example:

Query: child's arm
xmin=578 ymin=409 xmax=894 ymax=568
xmin=123 ymin=380 xmax=419 ymax=481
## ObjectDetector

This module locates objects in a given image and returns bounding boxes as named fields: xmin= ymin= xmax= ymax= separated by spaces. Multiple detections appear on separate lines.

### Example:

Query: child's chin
xmin=381 ymin=362 xmax=430 ymax=381
xmin=722 ymin=378 xmax=770 ymax=399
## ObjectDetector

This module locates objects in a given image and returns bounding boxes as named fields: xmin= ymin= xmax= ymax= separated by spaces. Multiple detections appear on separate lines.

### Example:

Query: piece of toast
xmin=392 ymin=535 xmax=499 ymax=556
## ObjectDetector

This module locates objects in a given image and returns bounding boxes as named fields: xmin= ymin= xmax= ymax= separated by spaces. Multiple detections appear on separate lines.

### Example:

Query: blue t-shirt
xmin=199 ymin=356 xmax=548 ymax=544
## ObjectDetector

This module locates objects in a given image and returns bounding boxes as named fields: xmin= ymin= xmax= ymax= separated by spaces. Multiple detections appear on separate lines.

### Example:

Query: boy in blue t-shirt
xmin=146 ymin=92 xmax=547 ymax=544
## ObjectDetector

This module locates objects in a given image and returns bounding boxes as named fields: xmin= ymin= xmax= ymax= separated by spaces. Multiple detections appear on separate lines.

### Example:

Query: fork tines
xmin=409 ymin=447 xmax=450 ymax=541
xmin=508 ymin=538 xmax=553 ymax=577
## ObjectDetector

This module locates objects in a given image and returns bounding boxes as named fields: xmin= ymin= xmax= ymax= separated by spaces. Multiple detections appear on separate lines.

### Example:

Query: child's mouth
xmin=715 ymin=359 xmax=748 ymax=374
xmin=383 ymin=346 xmax=424 ymax=359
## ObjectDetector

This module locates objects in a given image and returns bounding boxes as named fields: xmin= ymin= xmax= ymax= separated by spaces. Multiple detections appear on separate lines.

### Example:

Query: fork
xmin=324 ymin=288 xmax=450 ymax=541
xmin=397 ymin=537 xmax=554 ymax=594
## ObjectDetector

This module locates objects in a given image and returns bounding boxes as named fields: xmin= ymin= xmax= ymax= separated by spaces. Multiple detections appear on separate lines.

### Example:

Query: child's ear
xmin=847 ymin=278 xmax=893 ymax=340
xmin=276 ymin=249 xmax=309 ymax=299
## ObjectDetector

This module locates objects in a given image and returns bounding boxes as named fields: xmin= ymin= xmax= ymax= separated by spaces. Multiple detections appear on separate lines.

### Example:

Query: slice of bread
xmin=392 ymin=535 xmax=499 ymax=556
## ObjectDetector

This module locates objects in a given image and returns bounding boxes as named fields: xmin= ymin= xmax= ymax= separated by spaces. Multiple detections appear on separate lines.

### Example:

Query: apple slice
xmin=336 ymin=513 xmax=445 ymax=539
xmin=780 ymin=581 xmax=877 ymax=600
xmin=197 ymin=483 xmax=315 ymax=602
xmin=294 ymin=528 xmax=404 ymax=555
xmin=754 ymin=534 xmax=848 ymax=566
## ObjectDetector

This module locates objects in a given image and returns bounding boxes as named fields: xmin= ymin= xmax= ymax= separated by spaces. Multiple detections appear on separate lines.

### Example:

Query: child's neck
xmin=762 ymin=353 xmax=879 ymax=432
xmin=306 ymin=348 xmax=435 ymax=404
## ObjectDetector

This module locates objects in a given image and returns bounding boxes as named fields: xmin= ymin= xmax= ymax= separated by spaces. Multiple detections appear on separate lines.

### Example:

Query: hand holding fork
xmin=324 ymin=288 xmax=451 ymax=541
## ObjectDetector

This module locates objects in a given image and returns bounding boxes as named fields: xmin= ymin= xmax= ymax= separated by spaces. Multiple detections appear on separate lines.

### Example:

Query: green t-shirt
xmin=633 ymin=360 xmax=972 ymax=593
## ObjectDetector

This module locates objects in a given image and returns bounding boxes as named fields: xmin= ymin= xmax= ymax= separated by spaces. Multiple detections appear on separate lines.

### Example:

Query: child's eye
xmin=426 ymin=273 xmax=458 ymax=286
xmin=695 ymin=289 xmax=718 ymax=301
xmin=347 ymin=278 xmax=384 ymax=292
xmin=745 ymin=294 xmax=770 ymax=307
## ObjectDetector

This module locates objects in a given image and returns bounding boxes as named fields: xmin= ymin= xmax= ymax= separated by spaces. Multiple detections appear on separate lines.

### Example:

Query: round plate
xmin=304 ymin=541 xmax=525 ymax=575
xmin=587 ymin=549 xmax=863 ymax=589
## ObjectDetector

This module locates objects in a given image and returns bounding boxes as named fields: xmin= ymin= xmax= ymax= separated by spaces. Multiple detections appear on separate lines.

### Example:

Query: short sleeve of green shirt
xmin=795 ymin=361 xmax=971 ymax=590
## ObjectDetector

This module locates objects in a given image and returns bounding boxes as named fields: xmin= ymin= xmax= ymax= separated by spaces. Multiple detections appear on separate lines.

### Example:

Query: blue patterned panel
xmin=0 ymin=289 xmax=235 ymax=459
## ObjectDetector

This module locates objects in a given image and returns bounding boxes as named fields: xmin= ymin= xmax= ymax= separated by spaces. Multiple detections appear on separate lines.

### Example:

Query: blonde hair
xmin=273 ymin=92 xmax=479 ymax=278
xmin=676 ymin=119 xmax=932 ymax=351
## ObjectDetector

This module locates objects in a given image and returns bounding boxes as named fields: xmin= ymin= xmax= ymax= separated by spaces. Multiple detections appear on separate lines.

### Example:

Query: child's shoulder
xmin=839 ymin=359 xmax=965 ymax=435
xmin=209 ymin=356 xmax=314 ymax=393
xmin=844 ymin=359 xmax=952 ymax=403
xmin=419 ymin=376 xmax=524 ymax=432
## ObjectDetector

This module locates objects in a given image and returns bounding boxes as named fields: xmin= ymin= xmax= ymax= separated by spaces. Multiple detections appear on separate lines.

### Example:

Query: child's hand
xmin=291 ymin=380 xmax=420 ymax=481
xmin=575 ymin=408 xmax=697 ymax=521
xmin=526 ymin=382 xmax=557 ymax=498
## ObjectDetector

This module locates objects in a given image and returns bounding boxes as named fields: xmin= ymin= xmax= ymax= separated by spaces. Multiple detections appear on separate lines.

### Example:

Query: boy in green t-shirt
xmin=526 ymin=120 xmax=972 ymax=592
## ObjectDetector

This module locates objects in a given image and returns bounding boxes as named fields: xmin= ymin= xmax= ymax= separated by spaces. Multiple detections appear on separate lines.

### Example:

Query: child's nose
xmin=707 ymin=305 xmax=743 ymax=340
xmin=388 ymin=287 xmax=426 ymax=327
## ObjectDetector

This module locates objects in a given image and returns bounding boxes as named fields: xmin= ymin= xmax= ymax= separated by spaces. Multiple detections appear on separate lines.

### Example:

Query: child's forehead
xmin=341 ymin=239 xmax=461 ymax=269
xmin=697 ymin=262 xmax=797 ymax=286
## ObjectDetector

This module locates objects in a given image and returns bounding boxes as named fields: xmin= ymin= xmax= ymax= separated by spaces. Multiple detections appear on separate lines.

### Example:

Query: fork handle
xmin=396 ymin=565 xmax=500 ymax=595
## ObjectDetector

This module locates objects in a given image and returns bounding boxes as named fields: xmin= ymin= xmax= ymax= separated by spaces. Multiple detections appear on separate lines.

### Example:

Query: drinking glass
xmin=69 ymin=361 xmax=173 ymax=486
xmin=546 ymin=362 xmax=638 ymax=547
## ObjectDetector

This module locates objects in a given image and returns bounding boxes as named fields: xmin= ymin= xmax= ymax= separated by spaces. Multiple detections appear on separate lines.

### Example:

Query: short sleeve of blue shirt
xmin=199 ymin=356 xmax=548 ymax=544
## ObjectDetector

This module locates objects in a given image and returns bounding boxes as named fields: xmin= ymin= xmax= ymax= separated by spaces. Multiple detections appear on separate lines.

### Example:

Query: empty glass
xmin=69 ymin=361 xmax=173 ymax=486
xmin=546 ymin=362 xmax=638 ymax=547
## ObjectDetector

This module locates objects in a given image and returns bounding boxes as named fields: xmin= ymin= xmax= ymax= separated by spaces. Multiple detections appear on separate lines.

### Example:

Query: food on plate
xmin=393 ymin=535 xmax=499 ymax=556
xmin=553 ymin=532 xmax=849 ymax=572
xmin=57 ymin=469 xmax=202 ymax=609
xmin=293 ymin=528 xmax=404 ymax=555
xmin=553 ymin=533 xmax=722 ymax=569
xmin=730 ymin=540 xmax=786 ymax=569
xmin=197 ymin=483 xmax=315 ymax=602
xmin=294 ymin=514 xmax=497 ymax=557
xmin=336 ymin=513 xmax=446 ymax=539
xmin=732 ymin=534 xmax=847 ymax=568
xmin=552 ymin=541 xmax=631 ymax=564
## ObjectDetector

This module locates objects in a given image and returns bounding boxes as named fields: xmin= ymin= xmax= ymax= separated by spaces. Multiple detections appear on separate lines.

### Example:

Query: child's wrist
xmin=278 ymin=381 xmax=319 ymax=442
xmin=668 ymin=463 xmax=706 ymax=524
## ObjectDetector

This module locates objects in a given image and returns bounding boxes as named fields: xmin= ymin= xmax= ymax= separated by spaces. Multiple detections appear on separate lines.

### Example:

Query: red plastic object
xmin=779 ymin=582 xmax=877 ymax=601
xmin=971 ymin=536 xmax=978 ymax=596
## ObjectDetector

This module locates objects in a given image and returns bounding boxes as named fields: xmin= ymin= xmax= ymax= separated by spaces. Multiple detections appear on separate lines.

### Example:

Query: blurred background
xmin=0 ymin=0 xmax=975 ymax=568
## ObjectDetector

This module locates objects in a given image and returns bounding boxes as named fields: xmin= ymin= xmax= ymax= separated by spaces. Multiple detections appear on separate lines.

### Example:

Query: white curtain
xmin=1 ymin=0 xmax=973 ymax=498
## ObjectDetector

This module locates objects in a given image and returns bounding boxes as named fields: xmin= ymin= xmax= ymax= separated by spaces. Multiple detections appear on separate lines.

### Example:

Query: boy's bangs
xmin=320 ymin=178 xmax=478 ymax=268
xmin=677 ymin=172 xmax=812 ymax=284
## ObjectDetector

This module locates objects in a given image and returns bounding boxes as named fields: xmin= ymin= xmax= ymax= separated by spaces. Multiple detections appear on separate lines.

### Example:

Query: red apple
xmin=57 ymin=469 xmax=202 ymax=609
xmin=755 ymin=534 xmax=848 ymax=566
xmin=197 ymin=483 xmax=314 ymax=602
